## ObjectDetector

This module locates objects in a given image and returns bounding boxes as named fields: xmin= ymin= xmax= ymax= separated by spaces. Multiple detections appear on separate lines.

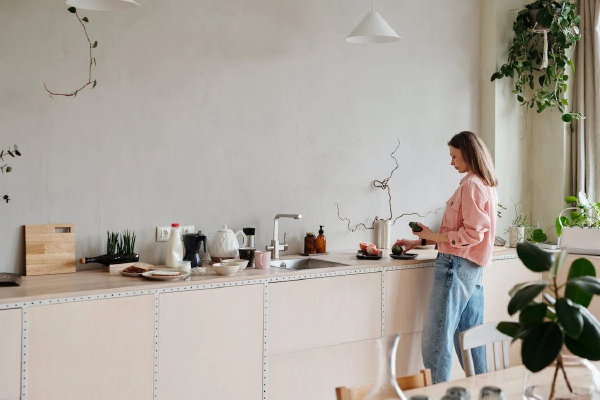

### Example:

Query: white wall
xmin=0 ymin=0 xmax=481 ymax=273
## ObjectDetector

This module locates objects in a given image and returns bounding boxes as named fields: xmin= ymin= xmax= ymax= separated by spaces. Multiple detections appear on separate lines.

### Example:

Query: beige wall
xmin=0 ymin=0 xmax=482 ymax=273
xmin=481 ymin=0 xmax=572 ymax=241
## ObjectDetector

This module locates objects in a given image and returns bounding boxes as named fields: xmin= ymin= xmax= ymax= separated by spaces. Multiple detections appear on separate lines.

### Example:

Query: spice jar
xmin=304 ymin=232 xmax=316 ymax=254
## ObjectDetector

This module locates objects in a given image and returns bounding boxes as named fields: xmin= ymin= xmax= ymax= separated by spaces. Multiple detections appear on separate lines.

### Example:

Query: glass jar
xmin=304 ymin=232 xmax=316 ymax=254
xmin=365 ymin=334 xmax=407 ymax=400
xmin=523 ymin=355 xmax=600 ymax=400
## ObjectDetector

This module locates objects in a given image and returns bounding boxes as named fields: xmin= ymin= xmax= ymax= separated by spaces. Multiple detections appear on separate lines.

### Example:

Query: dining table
xmin=403 ymin=361 xmax=600 ymax=400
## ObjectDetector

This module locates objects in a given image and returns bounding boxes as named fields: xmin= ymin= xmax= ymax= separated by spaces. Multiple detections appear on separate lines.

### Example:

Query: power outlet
xmin=155 ymin=225 xmax=196 ymax=242
xmin=181 ymin=225 xmax=196 ymax=235
xmin=156 ymin=226 xmax=171 ymax=242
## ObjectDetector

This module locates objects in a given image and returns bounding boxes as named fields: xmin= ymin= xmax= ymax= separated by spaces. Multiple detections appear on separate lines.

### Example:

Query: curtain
xmin=572 ymin=0 xmax=600 ymax=201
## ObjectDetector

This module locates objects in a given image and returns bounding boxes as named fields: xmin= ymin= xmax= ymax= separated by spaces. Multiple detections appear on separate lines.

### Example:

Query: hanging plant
xmin=44 ymin=7 xmax=98 ymax=97
xmin=1 ymin=145 xmax=22 ymax=204
xmin=491 ymin=0 xmax=582 ymax=122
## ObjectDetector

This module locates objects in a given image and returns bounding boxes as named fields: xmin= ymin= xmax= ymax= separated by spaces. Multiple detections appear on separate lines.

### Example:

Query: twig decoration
xmin=335 ymin=138 xmax=443 ymax=232
xmin=44 ymin=7 xmax=98 ymax=98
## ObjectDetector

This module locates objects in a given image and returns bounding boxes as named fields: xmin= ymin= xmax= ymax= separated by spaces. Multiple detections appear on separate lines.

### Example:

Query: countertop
xmin=0 ymin=247 xmax=516 ymax=306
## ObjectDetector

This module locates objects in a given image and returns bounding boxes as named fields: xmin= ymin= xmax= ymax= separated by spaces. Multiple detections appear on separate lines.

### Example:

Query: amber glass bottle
xmin=304 ymin=232 xmax=316 ymax=254
xmin=316 ymin=225 xmax=326 ymax=253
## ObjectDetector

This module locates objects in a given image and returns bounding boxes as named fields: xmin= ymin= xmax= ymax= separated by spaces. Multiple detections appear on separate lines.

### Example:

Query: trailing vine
xmin=1 ymin=145 xmax=22 ymax=204
xmin=44 ymin=7 xmax=98 ymax=98
xmin=491 ymin=0 xmax=582 ymax=122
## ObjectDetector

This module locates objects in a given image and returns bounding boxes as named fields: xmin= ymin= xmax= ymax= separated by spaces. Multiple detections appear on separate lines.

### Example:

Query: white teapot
xmin=207 ymin=225 xmax=247 ymax=262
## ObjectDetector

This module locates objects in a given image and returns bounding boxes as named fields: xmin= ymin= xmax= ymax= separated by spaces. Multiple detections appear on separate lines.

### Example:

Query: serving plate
xmin=119 ymin=269 xmax=146 ymax=277
xmin=356 ymin=250 xmax=382 ymax=260
xmin=141 ymin=270 xmax=189 ymax=281
xmin=390 ymin=253 xmax=418 ymax=260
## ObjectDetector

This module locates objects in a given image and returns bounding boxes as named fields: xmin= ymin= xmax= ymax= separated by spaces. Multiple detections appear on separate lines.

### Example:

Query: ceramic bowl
xmin=212 ymin=263 xmax=240 ymax=276
xmin=222 ymin=258 xmax=249 ymax=270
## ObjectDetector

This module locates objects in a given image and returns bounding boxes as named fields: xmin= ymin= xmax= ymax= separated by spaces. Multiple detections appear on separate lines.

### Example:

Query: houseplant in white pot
xmin=508 ymin=203 xmax=547 ymax=247
xmin=497 ymin=242 xmax=600 ymax=400
xmin=556 ymin=192 xmax=600 ymax=255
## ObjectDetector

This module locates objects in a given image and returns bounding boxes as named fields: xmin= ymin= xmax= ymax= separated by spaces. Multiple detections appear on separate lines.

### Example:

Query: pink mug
xmin=253 ymin=250 xmax=271 ymax=269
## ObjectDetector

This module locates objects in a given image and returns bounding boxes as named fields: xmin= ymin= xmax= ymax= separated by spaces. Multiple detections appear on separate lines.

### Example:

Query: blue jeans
xmin=421 ymin=253 xmax=487 ymax=383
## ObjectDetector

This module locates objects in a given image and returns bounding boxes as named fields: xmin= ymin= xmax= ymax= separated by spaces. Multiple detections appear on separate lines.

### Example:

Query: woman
xmin=397 ymin=131 xmax=498 ymax=384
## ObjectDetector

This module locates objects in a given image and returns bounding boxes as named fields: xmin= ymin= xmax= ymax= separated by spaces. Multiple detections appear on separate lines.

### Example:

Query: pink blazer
xmin=437 ymin=172 xmax=497 ymax=267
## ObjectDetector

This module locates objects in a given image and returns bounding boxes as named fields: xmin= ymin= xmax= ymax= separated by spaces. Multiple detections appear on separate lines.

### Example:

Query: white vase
xmin=376 ymin=220 xmax=392 ymax=249
xmin=508 ymin=226 xmax=525 ymax=248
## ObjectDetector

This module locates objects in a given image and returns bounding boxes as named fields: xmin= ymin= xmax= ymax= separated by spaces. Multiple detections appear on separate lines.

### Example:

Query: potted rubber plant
xmin=497 ymin=242 xmax=600 ymax=400
xmin=556 ymin=192 xmax=600 ymax=255
xmin=491 ymin=0 xmax=582 ymax=122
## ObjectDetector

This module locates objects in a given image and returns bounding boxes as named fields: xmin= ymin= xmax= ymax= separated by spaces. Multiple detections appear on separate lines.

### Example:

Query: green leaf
xmin=67 ymin=6 xmax=76 ymax=13
xmin=531 ymin=229 xmax=547 ymax=243
xmin=562 ymin=113 xmax=574 ymax=123
xmin=568 ymin=276 xmax=600 ymax=295
xmin=519 ymin=303 xmax=548 ymax=327
xmin=508 ymin=282 xmax=548 ymax=315
xmin=491 ymin=72 xmax=503 ymax=81
xmin=82 ymin=17 xmax=89 ymax=22
xmin=564 ymin=309 xmax=600 ymax=360
xmin=517 ymin=242 xmax=553 ymax=272
xmin=6 ymin=166 xmax=12 ymax=173
xmin=517 ymin=95 xmax=524 ymax=103
xmin=555 ymin=298 xmax=584 ymax=338
xmin=92 ymin=80 xmax=97 ymax=89
xmin=565 ymin=196 xmax=578 ymax=203
xmin=497 ymin=321 xmax=520 ymax=338
xmin=565 ymin=258 xmax=596 ymax=307
xmin=521 ymin=322 xmax=563 ymax=372
xmin=92 ymin=41 xmax=98 ymax=48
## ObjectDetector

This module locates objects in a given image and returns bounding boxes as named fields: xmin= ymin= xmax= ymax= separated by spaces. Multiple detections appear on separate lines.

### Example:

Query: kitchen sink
xmin=270 ymin=258 xmax=349 ymax=270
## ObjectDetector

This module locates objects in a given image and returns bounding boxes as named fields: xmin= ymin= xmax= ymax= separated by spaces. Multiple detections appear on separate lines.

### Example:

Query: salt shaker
xmin=479 ymin=386 xmax=504 ymax=400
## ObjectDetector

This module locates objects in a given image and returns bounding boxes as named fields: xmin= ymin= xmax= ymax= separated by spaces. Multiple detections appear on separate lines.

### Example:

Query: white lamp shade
xmin=65 ymin=0 xmax=138 ymax=11
xmin=346 ymin=11 xmax=401 ymax=43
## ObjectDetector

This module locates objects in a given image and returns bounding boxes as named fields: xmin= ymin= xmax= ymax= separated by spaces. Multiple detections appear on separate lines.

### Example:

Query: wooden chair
xmin=459 ymin=321 xmax=512 ymax=377
xmin=335 ymin=369 xmax=432 ymax=400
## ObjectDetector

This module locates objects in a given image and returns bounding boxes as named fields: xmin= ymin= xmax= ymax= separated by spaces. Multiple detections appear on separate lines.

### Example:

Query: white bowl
xmin=222 ymin=258 xmax=249 ymax=270
xmin=213 ymin=263 xmax=240 ymax=276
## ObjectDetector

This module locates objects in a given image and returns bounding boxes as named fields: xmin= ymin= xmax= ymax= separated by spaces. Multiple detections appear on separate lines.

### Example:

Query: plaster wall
xmin=0 ymin=0 xmax=481 ymax=273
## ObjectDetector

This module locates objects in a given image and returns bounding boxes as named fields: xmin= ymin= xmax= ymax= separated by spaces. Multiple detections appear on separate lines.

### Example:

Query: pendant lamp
xmin=346 ymin=0 xmax=400 ymax=44
xmin=65 ymin=0 xmax=138 ymax=11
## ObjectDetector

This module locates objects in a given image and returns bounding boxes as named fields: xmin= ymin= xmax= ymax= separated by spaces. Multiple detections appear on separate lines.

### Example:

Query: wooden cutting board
xmin=25 ymin=224 xmax=76 ymax=276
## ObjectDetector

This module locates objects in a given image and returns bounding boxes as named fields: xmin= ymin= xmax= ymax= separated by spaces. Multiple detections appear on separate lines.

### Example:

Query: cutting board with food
xmin=25 ymin=224 xmax=76 ymax=276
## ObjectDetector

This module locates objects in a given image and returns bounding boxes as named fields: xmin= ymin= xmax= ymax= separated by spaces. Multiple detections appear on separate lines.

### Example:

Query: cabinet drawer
xmin=268 ymin=273 xmax=382 ymax=355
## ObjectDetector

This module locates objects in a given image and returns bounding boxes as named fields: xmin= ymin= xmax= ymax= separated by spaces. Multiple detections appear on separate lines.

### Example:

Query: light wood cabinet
xmin=157 ymin=285 xmax=264 ymax=400
xmin=385 ymin=267 xmax=433 ymax=335
xmin=28 ymin=295 xmax=155 ymax=400
xmin=268 ymin=273 xmax=382 ymax=355
xmin=267 ymin=338 xmax=379 ymax=400
xmin=0 ymin=308 xmax=21 ymax=400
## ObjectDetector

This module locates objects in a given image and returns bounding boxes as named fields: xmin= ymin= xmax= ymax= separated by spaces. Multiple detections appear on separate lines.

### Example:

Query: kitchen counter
xmin=0 ymin=246 xmax=516 ymax=306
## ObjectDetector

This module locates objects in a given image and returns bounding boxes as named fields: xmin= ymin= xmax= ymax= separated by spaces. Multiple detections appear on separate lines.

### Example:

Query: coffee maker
xmin=183 ymin=231 xmax=208 ymax=268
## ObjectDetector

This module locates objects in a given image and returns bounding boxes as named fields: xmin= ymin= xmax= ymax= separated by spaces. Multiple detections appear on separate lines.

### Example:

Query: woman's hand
xmin=394 ymin=239 xmax=420 ymax=252
xmin=413 ymin=223 xmax=436 ymax=241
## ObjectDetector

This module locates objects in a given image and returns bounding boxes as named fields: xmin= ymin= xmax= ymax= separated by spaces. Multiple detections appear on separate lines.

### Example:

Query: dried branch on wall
xmin=335 ymin=139 xmax=442 ymax=232
xmin=44 ymin=7 xmax=98 ymax=98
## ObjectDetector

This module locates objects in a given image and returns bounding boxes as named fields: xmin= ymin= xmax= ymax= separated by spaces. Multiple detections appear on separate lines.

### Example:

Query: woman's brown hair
xmin=448 ymin=131 xmax=498 ymax=187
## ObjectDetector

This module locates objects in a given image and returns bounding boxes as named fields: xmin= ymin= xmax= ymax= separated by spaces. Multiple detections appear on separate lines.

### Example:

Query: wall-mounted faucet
xmin=266 ymin=213 xmax=302 ymax=259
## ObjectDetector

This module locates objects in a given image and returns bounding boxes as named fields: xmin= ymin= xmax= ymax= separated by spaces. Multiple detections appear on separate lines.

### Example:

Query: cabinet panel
xmin=268 ymin=273 xmax=382 ymax=355
xmin=385 ymin=267 xmax=433 ymax=335
xmin=28 ymin=295 xmax=154 ymax=400
xmin=158 ymin=285 xmax=263 ymax=400
xmin=483 ymin=257 xmax=539 ymax=323
xmin=267 ymin=339 xmax=379 ymax=400
xmin=0 ymin=308 xmax=21 ymax=400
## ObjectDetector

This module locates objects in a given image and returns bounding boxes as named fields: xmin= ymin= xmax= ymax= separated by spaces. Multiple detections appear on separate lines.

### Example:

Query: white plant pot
xmin=560 ymin=227 xmax=600 ymax=255
xmin=375 ymin=219 xmax=392 ymax=249
xmin=508 ymin=226 xmax=525 ymax=248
